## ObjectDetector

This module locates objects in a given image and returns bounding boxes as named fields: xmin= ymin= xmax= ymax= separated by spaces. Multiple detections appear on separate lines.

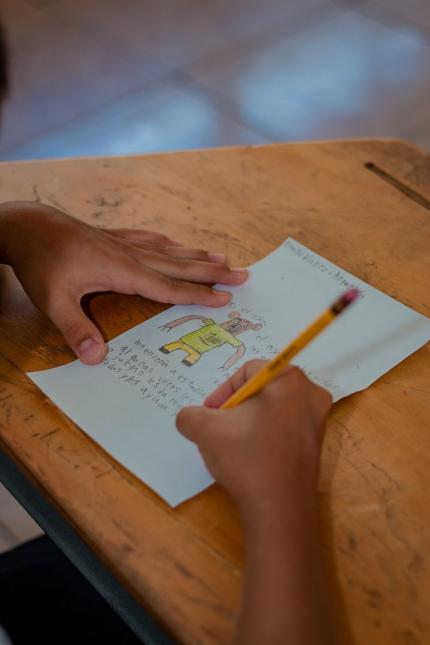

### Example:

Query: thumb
xmin=176 ymin=405 xmax=215 ymax=443
xmin=49 ymin=294 xmax=106 ymax=365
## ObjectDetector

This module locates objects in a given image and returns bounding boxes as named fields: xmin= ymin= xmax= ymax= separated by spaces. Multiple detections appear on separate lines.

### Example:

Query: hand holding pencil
xmin=176 ymin=289 xmax=357 ymax=645
xmin=220 ymin=288 xmax=359 ymax=409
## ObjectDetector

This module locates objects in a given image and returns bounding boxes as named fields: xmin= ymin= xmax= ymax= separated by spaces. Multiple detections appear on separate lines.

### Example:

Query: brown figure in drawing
xmin=159 ymin=311 xmax=262 ymax=368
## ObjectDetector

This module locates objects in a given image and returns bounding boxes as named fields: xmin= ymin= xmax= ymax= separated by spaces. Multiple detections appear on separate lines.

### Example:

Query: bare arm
xmin=223 ymin=343 xmax=245 ymax=369
xmin=238 ymin=482 xmax=332 ymax=645
xmin=177 ymin=361 xmax=335 ymax=645
xmin=0 ymin=206 xmax=14 ymax=265
xmin=159 ymin=315 xmax=208 ymax=331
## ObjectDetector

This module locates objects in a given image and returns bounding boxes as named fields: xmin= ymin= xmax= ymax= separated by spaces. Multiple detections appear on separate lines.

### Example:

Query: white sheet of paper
xmin=28 ymin=239 xmax=430 ymax=506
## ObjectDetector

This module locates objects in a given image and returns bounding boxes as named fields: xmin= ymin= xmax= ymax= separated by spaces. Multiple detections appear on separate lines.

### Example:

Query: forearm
xmin=237 ymin=488 xmax=334 ymax=645
xmin=0 ymin=201 xmax=45 ymax=266
xmin=0 ymin=201 xmax=82 ymax=271
xmin=0 ymin=201 xmax=18 ymax=265
xmin=224 ymin=345 xmax=245 ymax=369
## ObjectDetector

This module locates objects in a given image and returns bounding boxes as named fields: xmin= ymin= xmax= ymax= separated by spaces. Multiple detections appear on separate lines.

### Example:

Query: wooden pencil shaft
xmin=222 ymin=309 xmax=336 ymax=409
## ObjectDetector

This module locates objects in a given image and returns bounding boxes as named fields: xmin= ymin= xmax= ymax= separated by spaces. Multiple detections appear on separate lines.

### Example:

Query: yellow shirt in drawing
xmin=180 ymin=319 xmax=243 ymax=354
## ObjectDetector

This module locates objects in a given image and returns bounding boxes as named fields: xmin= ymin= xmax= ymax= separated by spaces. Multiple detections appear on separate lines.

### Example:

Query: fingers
xmin=154 ymin=247 xmax=227 ymax=264
xmin=105 ymin=230 xmax=229 ymax=265
xmin=176 ymin=405 xmax=216 ymax=442
xmin=204 ymin=361 xmax=331 ymax=411
xmin=311 ymin=382 xmax=333 ymax=417
xmin=120 ymin=243 xmax=228 ymax=264
xmin=105 ymin=230 xmax=229 ymax=266
xmin=204 ymin=359 xmax=267 ymax=408
xmin=113 ymin=241 xmax=231 ymax=268
xmin=131 ymin=265 xmax=234 ymax=306
xmin=131 ymin=250 xmax=248 ymax=286
xmin=105 ymin=228 xmax=182 ymax=247
xmin=48 ymin=293 xmax=106 ymax=365
xmin=99 ymin=254 xmax=235 ymax=307
xmin=112 ymin=257 xmax=230 ymax=306
xmin=273 ymin=366 xmax=333 ymax=421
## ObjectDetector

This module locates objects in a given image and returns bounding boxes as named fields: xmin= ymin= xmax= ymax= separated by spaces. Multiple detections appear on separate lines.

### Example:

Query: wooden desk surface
xmin=0 ymin=140 xmax=429 ymax=644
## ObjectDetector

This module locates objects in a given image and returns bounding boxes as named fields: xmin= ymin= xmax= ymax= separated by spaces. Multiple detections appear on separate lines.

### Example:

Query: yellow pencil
xmin=221 ymin=288 xmax=359 ymax=409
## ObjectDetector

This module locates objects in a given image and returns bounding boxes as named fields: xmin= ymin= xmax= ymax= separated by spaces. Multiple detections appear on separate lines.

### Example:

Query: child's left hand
xmin=0 ymin=202 xmax=248 ymax=364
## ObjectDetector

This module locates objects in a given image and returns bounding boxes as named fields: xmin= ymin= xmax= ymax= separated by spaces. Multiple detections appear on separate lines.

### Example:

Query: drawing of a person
xmin=159 ymin=311 xmax=262 ymax=368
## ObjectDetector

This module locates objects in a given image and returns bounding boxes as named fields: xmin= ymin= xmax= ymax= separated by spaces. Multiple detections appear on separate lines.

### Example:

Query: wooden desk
xmin=0 ymin=140 xmax=429 ymax=644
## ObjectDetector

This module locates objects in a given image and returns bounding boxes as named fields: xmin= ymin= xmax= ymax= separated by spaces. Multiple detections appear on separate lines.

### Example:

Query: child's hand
xmin=178 ymin=363 xmax=334 ymax=645
xmin=0 ymin=202 xmax=248 ymax=364
xmin=176 ymin=361 xmax=332 ymax=522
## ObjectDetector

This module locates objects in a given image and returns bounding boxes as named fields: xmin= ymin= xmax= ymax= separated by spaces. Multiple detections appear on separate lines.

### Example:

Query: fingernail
xmin=78 ymin=337 xmax=104 ymax=362
xmin=208 ymin=253 xmax=226 ymax=263
xmin=212 ymin=289 xmax=232 ymax=300
xmin=231 ymin=267 xmax=249 ymax=275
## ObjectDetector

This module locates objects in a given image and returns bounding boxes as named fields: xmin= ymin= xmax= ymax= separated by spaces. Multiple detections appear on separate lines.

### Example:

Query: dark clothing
xmin=0 ymin=536 xmax=141 ymax=644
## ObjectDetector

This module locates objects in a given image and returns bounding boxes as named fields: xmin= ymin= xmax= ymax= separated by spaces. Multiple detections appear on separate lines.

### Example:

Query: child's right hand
xmin=176 ymin=361 xmax=332 ymax=523
xmin=178 ymin=366 xmax=335 ymax=644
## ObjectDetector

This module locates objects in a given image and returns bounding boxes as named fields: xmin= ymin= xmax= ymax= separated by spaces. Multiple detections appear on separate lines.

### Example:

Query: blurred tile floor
xmin=0 ymin=0 xmax=429 ymax=547
xmin=0 ymin=0 xmax=429 ymax=162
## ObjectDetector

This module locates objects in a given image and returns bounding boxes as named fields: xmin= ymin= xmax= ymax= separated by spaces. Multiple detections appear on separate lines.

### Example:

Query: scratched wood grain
xmin=0 ymin=140 xmax=429 ymax=644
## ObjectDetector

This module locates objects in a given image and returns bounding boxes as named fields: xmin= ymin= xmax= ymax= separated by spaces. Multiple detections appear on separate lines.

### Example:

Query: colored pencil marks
xmin=100 ymin=304 xmax=272 ymax=416
xmin=158 ymin=310 xmax=263 ymax=369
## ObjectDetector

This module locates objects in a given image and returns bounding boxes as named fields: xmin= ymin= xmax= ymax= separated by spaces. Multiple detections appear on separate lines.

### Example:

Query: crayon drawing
xmin=158 ymin=311 xmax=263 ymax=368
